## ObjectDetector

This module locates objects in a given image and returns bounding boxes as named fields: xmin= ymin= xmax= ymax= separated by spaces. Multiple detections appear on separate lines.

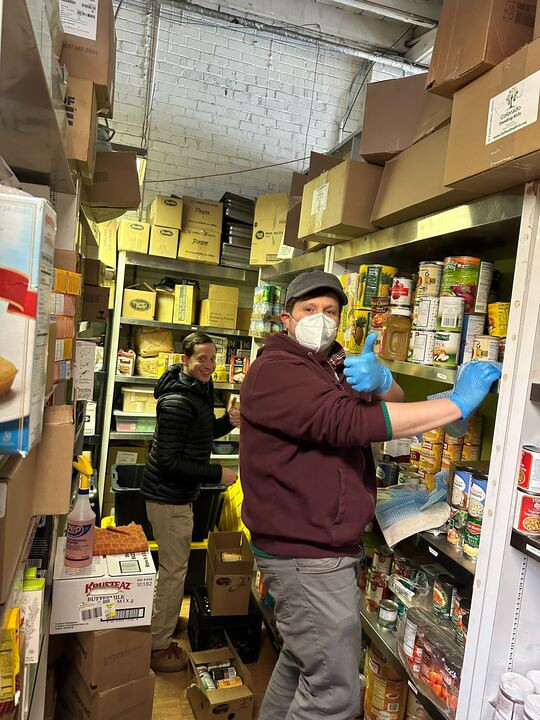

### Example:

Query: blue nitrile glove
xmin=344 ymin=332 xmax=393 ymax=394
xmin=449 ymin=361 xmax=501 ymax=419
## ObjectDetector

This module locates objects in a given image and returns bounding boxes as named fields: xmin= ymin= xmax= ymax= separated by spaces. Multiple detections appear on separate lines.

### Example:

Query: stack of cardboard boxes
xmin=179 ymin=197 xmax=224 ymax=265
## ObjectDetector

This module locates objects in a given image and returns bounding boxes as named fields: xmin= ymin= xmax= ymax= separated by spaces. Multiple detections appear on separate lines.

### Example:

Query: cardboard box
xmin=0 ymin=193 xmax=56 ymax=455
xmin=182 ymin=197 xmax=223 ymax=233
xmin=51 ymin=292 xmax=76 ymax=316
xmin=122 ymin=283 xmax=156 ymax=320
xmin=174 ymin=283 xmax=198 ymax=324
xmin=149 ymin=226 xmax=178 ymax=258
xmin=282 ymin=198 xmax=304 ymax=250
xmin=156 ymin=288 xmax=174 ymax=323
xmin=536 ymin=6 xmax=540 ymax=39
xmin=50 ymin=314 xmax=75 ymax=339
xmin=117 ymin=220 xmax=150 ymax=254
xmin=236 ymin=308 xmax=252 ymax=331
xmin=178 ymin=227 xmax=221 ymax=265
xmin=104 ymin=443 xmax=148 ymax=503
xmin=187 ymin=637 xmax=254 ymax=720
xmin=199 ymin=300 xmax=237 ymax=330
xmin=209 ymin=285 xmax=239 ymax=304
xmin=54 ymin=250 xmax=79 ymax=274
xmin=82 ymin=284 xmax=110 ymax=322
xmin=83 ymin=259 xmax=106 ymax=286
xmin=46 ymin=321 xmax=58 ymax=395
xmin=0 ymin=452 xmax=37 ymax=603
xmin=250 ymin=193 xmax=288 ymax=266
xmin=299 ymin=160 xmax=382 ymax=241
xmin=82 ymin=152 xmax=141 ymax=222
xmin=445 ymin=37 xmax=540 ymax=194
xmin=34 ymin=405 xmax=75 ymax=515
xmin=64 ymin=77 xmax=97 ymax=182
xmin=65 ymin=628 xmax=152 ymax=691
xmin=308 ymin=151 xmax=342 ymax=180
xmin=55 ymin=337 xmax=74 ymax=361
xmin=359 ymin=73 xmax=452 ymax=164
xmin=290 ymin=171 xmax=308 ymax=196
xmin=50 ymin=537 xmax=156 ymax=634
xmin=205 ymin=532 xmax=254 ymax=616
xmin=96 ymin=219 xmax=117 ymax=269
xmin=371 ymin=125 xmax=477 ymax=228
xmin=60 ymin=668 xmax=155 ymax=720
xmin=148 ymin=195 xmax=183 ymax=229
xmin=52 ymin=267 xmax=82 ymax=295
xmin=426 ymin=0 xmax=536 ymax=98
xmin=60 ymin=0 xmax=116 ymax=115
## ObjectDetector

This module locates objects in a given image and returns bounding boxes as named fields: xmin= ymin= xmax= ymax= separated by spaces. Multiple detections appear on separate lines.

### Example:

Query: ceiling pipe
xmin=331 ymin=0 xmax=437 ymax=29
xmin=169 ymin=0 xmax=427 ymax=72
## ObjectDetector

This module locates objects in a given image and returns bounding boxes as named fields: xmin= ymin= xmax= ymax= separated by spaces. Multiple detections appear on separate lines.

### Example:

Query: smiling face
xmin=182 ymin=343 xmax=216 ymax=383
xmin=281 ymin=292 xmax=341 ymax=339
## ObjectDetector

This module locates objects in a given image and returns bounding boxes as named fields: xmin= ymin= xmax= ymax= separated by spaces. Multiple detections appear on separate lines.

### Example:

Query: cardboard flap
xmin=126 ymin=282 xmax=155 ymax=293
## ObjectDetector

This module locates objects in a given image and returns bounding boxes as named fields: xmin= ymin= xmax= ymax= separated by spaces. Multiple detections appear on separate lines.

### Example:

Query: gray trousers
xmin=255 ymin=555 xmax=362 ymax=720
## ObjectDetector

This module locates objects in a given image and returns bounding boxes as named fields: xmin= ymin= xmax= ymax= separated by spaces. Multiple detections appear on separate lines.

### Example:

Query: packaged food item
xmin=451 ymin=585 xmax=467 ymax=629
xmin=421 ymin=439 xmax=443 ymax=462
xmin=468 ymin=473 xmax=488 ymax=519
xmin=217 ymin=677 xmax=243 ymax=689
xmin=440 ymin=256 xmax=481 ymax=314
xmin=463 ymin=517 xmax=482 ymax=559
xmin=211 ymin=667 xmax=237 ymax=681
xmin=437 ymin=296 xmax=465 ymax=333
xmin=496 ymin=673 xmax=534 ymax=720
xmin=418 ymin=468 xmax=436 ymax=493
xmin=373 ymin=546 xmax=394 ymax=574
xmin=451 ymin=467 xmax=474 ymax=510
xmin=459 ymin=313 xmax=486 ymax=364
xmin=461 ymin=444 xmax=481 ymax=462
xmin=365 ymin=569 xmax=389 ymax=612
xmin=475 ymin=262 xmax=495 ymax=315
xmin=456 ymin=597 xmax=470 ymax=645
xmin=498 ymin=338 xmax=506 ymax=363
xmin=441 ymin=648 xmax=461 ymax=712
xmin=221 ymin=552 xmax=242 ymax=562
xmin=423 ymin=427 xmax=444 ymax=443
xmin=197 ymin=667 xmax=217 ymax=690
xmin=390 ymin=274 xmax=414 ymax=307
xmin=524 ymin=694 xmax=540 ymax=720
xmin=392 ymin=554 xmax=416 ymax=579
xmin=345 ymin=308 xmax=371 ymax=354
xmin=413 ymin=296 xmax=439 ymax=330
xmin=364 ymin=645 xmax=407 ymax=720
xmin=464 ymin=414 xmax=483 ymax=446
xmin=416 ymin=261 xmax=443 ymax=297
xmin=442 ymin=441 xmax=463 ymax=469
xmin=376 ymin=460 xmax=399 ymax=487
xmin=433 ymin=331 xmax=461 ymax=367
xmin=432 ymin=574 xmax=455 ymax=619
xmin=402 ymin=608 xmax=426 ymax=676
xmin=117 ymin=349 xmax=136 ymax=376
xmin=488 ymin=302 xmax=510 ymax=337
xmin=380 ymin=308 xmax=411 ymax=362
xmin=378 ymin=600 xmax=398 ymax=630
xmin=513 ymin=489 xmax=540 ymax=536
xmin=358 ymin=265 xmax=398 ymax=307
xmin=447 ymin=508 xmax=468 ymax=547
xmin=371 ymin=296 xmax=390 ymax=329
xmin=409 ymin=439 xmax=422 ymax=468
xmin=519 ymin=445 xmax=540 ymax=494
xmin=472 ymin=335 xmax=500 ymax=361
xmin=410 ymin=330 xmax=435 ymax=365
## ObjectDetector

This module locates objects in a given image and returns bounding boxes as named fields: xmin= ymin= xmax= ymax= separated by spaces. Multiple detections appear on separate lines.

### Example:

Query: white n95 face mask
xmin=293 ymin=312 xmax=338 ymax=353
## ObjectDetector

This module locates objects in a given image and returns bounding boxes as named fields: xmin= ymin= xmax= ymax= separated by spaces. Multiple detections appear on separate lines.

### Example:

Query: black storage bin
xmin=188 ymin=586 xmax=262 ymax=664
xmin=112 ymin=464 xmax=225 ymax=541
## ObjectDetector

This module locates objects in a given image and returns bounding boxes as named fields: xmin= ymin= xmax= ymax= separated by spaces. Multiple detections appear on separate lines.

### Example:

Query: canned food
xmin=459 ymin=313 xmax=487 ymax=364
xmin=358 ymin=265 xmax=398 ymax=307
xmin=488 ymin=302 xmax=510 ymax=337
xmin=451 ymin=584 xmax=467 ymax=628
xmin=418 ymin=467 xmax=437 ymax=492
xmin=445 ymin=433 xmax=465 ymax=447
xmin=376 ymin=460 xmax=399 ymax=487
xmin=468 ymin=473 xmax=488 ymax=519
xmin=410 ymin=439 xmax=422 ymax=467
xmin=447 ymin=507 xmax=468 ymax=547
xmin=456 ymin=598 xmax=470 ymax=645
xmin=378 ymin=599 xmax=399 ymax=630
xmin=402 ymin=608 xmax=426 ymax=676
xmin=419 ymin=457 xmax=441 ymax=475
xmin=373 ymin=545 xmax=394 ymax=574
xmin=392 ymin=554 xmax=415 ymax=578
xmin=514 ymin=488 xmax=540 ymax=536
xmin=212 ymin=667 xmax=238 ymax=681
xmin=433 ymin=574 xmax=455 ymax=618
xmin=416 ymin=261 xmax=444 ymax=297
xmin=399 ymin=470 xmax=422 ymax=485
xmin=437 ymin=296 xmax=465 ymax=333
xmin=365 ymin=569 xmax=389 ymax=611
xmin=472 ymin=334 xmax=500 ymax=361
xmin=463 ymin=517 xmax=482 ymax=558
xmin=464 ymin=414 xmax=484 ymax=446
xmin=423 ymin=427 xmax=444 ymax=444
xmin=461 ymin=443 xmax=481 ymax=462
xmin=451 ymin=467 xmax=474 ymax=509
xmin=440 ymin=256 xmax=481 ymax=314
xmin=390 ymin=274 xmax=414 ymax=307
xmin=421 ymin=439 xmax=443 ymax=460
xmin=519 ymin=445 xmax=540 ymax=493
xmin=475 ymin=261 xmax=495 ymax=314
xmin=443 ymin=442 xmax=463 ymax=466
xmin=495 ymin=673 xmax=534 ymax=720
xmin=498 ymin=337 xmax=506 ymax=363
xmin=198 ymin=669 xmax=217 ymax=690
xmin=433 ymin=331 xmax=461 ymax=367
xmin=410 ymin=330 xmax=435 ymax=365
xmin=413 ymin=296 xmax=439 ymax=330
xmin=344 ymin=308 xmax=371 ymax=354
xmin=370 ymin=296 xmax=390 ymax=329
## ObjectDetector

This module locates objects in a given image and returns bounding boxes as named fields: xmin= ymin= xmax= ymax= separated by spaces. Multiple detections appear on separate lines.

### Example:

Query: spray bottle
xmin=65 ymin=455 xmax=96 ymax=568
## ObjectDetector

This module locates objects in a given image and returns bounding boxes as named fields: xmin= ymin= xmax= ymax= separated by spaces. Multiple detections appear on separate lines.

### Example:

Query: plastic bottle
xmin=65 ymin=455 xmax=96 ymax=568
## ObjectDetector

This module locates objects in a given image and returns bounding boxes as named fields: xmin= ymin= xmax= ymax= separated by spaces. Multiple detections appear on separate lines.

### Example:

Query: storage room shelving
xmin=261 ymin=183 xmax=540 ymax=720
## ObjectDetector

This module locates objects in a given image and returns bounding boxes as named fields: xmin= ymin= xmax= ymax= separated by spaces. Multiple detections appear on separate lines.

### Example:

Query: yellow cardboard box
xmin=250 ymin=193 xmax=288 ymax=266
xmin=122 ymin=283 xmax=156 ymax=320
xmin=149 ymin=226 xmax=178 ymax=258
xmin=199 ymin=300 xmax=237 ymax=330
xmin=182 ymin=197 xmax=223 ymax=233
xmin=156 ymin=289 xmax=174 ymax=323
xmin=97 ymin=219 xmax=117 ymax=269
xmin=208 ymin=284 xmax=239 ymax=304
xmin=178 ymin=227 xmax=221 ymax=265
xmin=174 ymin=284 xmax=198 ymax=324
xmin=148 ymin=196 xmax=183 ymax=230
xmin=117 ymin=220 xmax=150 ymax=254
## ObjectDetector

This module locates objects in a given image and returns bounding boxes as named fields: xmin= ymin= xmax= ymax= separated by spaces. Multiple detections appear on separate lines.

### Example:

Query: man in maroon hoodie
xmin=240 ymin=271 xmax=501 ymax=720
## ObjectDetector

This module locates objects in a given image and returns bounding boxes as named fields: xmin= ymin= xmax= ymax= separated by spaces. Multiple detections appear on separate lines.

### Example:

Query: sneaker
xmin=151 ymin=642 xmax=188 ymax=673
xmin=174 ymin=616 xmax=189 ymax=635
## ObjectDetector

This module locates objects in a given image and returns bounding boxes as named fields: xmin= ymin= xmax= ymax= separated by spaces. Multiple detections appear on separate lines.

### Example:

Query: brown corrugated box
xmin=371 ymin=125 xmax=477 ymax=228
xmin=205 ymin=531 xmax=254 ymax=616
xmin=299 ymin=159 xmax=382 ymax=241
xmin=308 ymin=152 xmax=341 ymax=180
xmin=60 ymin=0 xmax=116 ymax=116
xmin=535 ymin=5 xmax=540 ymax=39
xmin=359 ymin=73 xmax=452 ymax=164
xmin=82 ymin=152 xmax=141 ymax=223
xmin=34 ymin=405 xmax=75 ymax=515
xmin=250 ymin=193 xmax=288 ymax=266
xmin=445 ymin=37 xmax=540 ymax=194
xmin=426 ymin=0 xmax=536 ymax=98
xmin=64 ymin=77 xmax=97 ymax=182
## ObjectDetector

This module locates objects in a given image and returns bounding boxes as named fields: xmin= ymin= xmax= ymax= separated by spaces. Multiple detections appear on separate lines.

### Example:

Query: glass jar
xmin=380 ymin=308 xmax=412 ymax=362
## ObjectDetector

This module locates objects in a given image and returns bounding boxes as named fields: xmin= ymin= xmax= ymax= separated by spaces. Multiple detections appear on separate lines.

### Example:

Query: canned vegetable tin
xmin=461 ymin=444 xmax=481 ymax=462
xmin=519 ymin=445 xmax=540 ymax=493
xmin=390 ymin=274 xmax=414 ymax=307
xmin=451 ymin=466 xmax=475 ymax=510
xmin=437 ymin=296 xmax=465 ymax=333
xmin=413 ymin=296 xmax=439 ymax=330
xmin=416 ymin=261 xmax=443 ymax=297
xmin=513 ymin=489 xmax=540 ymax=536
xmin=472 ymin=335 xmax=500 ymax=361
xmin=410 ymin=330 xmax=435 ymax=365
xmin=468 ymin=473 xmax=488 ymax=519
xmin=440 ymin=256 xmax=481 ymax=314
xmin=475 ymin=261 xmax=495 ymax=314
xmin=459 ymin=314 xmax=487 ymax=364
xmin=463 ymin=517 xmax=482 ymax=559
xmin=433 ymin=331 xmax=461 ymax=367
xmin=370 ymin=296 xmax=390 ymax=329
xmin=358 ymin=265 xmax=398 ymax=307
xmin=373 ymin=545 xmax=394 ymax=574
xmin=378 ymin=600 xmax=399 ymax=630
xmin=488 ymin=302 xmax=510 ymax=337
xmin=433 ymin=574 xmax=455 ymax=618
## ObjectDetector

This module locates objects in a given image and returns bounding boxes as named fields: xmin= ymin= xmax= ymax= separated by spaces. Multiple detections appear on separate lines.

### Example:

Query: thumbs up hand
xmin=343 ymin=332 xmax=393 ymax=394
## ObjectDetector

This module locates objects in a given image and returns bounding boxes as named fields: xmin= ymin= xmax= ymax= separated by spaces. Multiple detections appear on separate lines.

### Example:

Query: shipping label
xmin=311 ymin=184 xmax=329 ymax=215
xmin=60 ymin=0 xmax=98 ymax=41
xmin=486 ymin=69 xmax=540 ymax=144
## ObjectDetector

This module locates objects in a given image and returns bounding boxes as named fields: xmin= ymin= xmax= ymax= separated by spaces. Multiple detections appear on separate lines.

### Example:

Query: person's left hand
xmin=343 ymin=332 xmax=393 ymax=394
xmin=228 ymin=397 xmax=241 ymax=428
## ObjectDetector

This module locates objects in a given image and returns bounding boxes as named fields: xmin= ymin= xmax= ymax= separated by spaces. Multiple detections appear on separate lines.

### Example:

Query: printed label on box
xmin=60 ymin=0 xmax=98 ymax=40
xmin=311 ymin=184 xmax=329 ymax=215
xmin=486 ymin=69 xmax=540 ymax=144
xmin=116 ymin=451 xmax=139 ymax=464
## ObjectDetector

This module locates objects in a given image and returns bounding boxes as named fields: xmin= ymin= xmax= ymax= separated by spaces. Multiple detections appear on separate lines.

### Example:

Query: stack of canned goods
xmin=365 ymin=545 xmax=394 ymax=612
xmin=249 ymin=284 xmax=284 ymax=337
xmin=447 ymin=465 xmax=489 ymax=559
xmin=196 ymin=659 xmax=244 ymax=691
xmin=513 ymin=445 xmax=540 ymax=536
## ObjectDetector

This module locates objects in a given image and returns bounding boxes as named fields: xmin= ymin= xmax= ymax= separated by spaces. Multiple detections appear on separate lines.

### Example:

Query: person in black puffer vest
xmin=141 ymin=332 xmax=239 ymax=673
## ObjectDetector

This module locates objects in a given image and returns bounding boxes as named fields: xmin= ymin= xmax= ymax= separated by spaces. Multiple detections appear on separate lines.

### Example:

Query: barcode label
xmin=388 ymin=704 xmax=399 ymax=712
xmin=119 ymin=559 xmax=141 ymax=573
xmin=108 ymin=608 xmax=145 ymax=620
xmin=80 ymin=605 xmax=104 ymax=621
xmin=441 ymin=312 xmax=457 ymax=328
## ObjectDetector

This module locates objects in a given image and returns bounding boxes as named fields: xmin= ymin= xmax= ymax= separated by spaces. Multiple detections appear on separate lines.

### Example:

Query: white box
xmin=50 ymin=538 xmax=156 ymax=635
xmin=0 ymin=192 xmax=56 ymax=455
xmin=84 ymin=400 xmax=96 ymax=436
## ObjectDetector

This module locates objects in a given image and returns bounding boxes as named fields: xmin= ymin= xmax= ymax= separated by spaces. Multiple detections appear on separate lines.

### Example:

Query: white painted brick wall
xmin=112 ymin=1 xmax=369 ymax=204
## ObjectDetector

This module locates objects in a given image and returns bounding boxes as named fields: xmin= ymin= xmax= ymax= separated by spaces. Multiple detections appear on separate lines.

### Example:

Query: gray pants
xmin=146 ymin=501 xmax=193 ymax=651
xmin=255 ymin=555 xmax=362 ymax=720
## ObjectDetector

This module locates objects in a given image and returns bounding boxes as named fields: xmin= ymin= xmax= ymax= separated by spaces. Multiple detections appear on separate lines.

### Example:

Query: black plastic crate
xmin=188 ymin=585 xmax=262 ymax=664
xmin=112 ymin=464 xmax=225 ymax=541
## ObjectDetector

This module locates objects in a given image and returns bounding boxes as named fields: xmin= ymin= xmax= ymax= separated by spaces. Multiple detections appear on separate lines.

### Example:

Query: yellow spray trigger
xmin=73 ymin=455 xmax=93 ymax=478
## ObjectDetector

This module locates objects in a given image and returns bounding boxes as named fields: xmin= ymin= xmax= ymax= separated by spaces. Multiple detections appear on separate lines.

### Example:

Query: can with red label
xmin=513 ymin=488 xmax=540 ymax=536
xmin=390 ymin=274 xmax=414 ymax=307
xmin=519 ymin=445 xmax=540 ymax=494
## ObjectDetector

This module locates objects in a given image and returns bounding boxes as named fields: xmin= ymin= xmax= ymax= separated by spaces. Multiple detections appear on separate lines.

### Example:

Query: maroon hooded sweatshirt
xmin=240 ymin=333 xmax=392 ymax=558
